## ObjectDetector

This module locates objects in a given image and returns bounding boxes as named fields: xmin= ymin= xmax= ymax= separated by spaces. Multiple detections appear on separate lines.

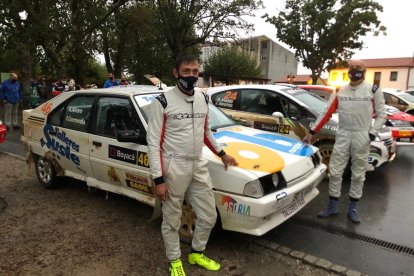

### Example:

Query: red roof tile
xmin=354 ymin=57 xmax=414 ymax=68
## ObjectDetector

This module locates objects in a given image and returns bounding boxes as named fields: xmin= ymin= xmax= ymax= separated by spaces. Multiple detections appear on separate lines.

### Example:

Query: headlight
xmin=243 ymin=179 xmax=263 ymax=198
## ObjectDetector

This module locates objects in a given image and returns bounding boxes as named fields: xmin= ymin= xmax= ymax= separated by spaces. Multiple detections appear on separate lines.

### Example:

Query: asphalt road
xmin=2 ymin=128 xmax=413 ymax=275
xmin=264 ymin=145 xmax=414 ymax=276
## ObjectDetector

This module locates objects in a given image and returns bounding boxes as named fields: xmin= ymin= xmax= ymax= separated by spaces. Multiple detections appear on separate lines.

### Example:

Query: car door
xmin=46 ymin=95 xmax=94 ymax=178
xmin=88 ymin=95 xmax=154 ymax=200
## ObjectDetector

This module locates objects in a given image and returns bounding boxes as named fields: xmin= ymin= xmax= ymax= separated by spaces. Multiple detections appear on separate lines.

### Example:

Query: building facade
xmin=328 ymin=57 xmax=414 ymax=91
xmin=200 ymin=35 xmax=298 ymax=86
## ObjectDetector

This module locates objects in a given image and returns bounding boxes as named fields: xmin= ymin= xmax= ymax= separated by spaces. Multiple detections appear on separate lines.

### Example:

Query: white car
xmin=21 ymin=85 xmax=326 ymax=237
xmin=207 ymin=84 xmax=396 ymax=171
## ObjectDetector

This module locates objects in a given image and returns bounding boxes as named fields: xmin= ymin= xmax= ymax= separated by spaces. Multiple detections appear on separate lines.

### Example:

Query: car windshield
xmin=287 ymin=89 xmax=328 ymax=114
xmin=398 ymin=93 xmax=414 ymax=103
xmin=134 ymin=93 xmax=237 ymax=130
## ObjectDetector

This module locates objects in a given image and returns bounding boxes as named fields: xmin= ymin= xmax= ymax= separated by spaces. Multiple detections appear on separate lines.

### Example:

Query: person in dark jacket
xmin=0 ymin=72 xmax=23 ymax=129
xmin=103 ymin=72 xmax=120 ymax=88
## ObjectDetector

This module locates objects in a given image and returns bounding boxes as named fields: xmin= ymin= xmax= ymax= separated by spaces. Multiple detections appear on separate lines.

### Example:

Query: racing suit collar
xmin=174 ymin=86 xmax=195 ymax=102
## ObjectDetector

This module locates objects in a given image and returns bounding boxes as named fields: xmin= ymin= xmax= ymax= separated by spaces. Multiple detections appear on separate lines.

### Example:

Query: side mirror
xmin=272 ymin=111 xmax=285 ymax=124
xmin=117 ymin=130 xmax=147 ymax=145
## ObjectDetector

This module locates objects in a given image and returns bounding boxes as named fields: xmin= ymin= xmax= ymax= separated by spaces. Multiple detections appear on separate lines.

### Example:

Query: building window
xmin=262 ymin=42 xmax=268 ymax=49
xmin=331 ymin=72 xmax=338 ymax=81
xmin=374 ymin=72 xmax=381 ymax=86
xmin=390 ymin=71 xmax=398 ymax=81
xmin=342 ymin=72 xmax=349 ymax=81
xmin=261 ymin=56 xmax=267 ymax=61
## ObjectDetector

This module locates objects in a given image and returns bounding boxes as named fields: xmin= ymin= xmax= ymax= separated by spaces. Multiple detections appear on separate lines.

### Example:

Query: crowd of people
xmin=0 ymin=71 xmax=130 ymax=128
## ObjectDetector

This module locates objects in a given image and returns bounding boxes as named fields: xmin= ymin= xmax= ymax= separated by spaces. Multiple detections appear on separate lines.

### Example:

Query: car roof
xmin=298 ymin=85 xmax=336 ymax=92
xmin=83 ymin=85 xmax=168 ymax=96
xmin=206 ymin=84 xmax=295 ymax=94
xmin=382 ymin=88 xmax=405 ymax=95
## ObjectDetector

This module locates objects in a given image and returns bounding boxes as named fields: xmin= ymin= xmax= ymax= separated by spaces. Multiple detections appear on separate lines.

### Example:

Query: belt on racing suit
xmin=162 ymin=152 xmax=202 ymax=161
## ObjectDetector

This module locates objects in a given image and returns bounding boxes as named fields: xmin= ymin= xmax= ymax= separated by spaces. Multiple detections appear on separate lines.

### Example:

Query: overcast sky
xmin=245 ymin=0 xmax=414 ymax=74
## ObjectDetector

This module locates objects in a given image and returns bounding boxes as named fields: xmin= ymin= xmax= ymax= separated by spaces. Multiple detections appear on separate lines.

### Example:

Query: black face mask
xmin=109 ymin=76 xmax=114 ymax=80
xmin=348 ymin=68 xmax=364 ymax=81
xmin=11 ymin=79 xmax=16 ymax=83
xmin=178 ymin=75 xmax=198 ymax=90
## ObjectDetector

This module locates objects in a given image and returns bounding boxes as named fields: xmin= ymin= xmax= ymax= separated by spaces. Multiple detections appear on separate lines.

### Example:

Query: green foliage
xmin=265 ymin=0 xmax=386 ymax=84
xmin=204 ymin=46 xmax=262 ymax=78
xmin=156 ymin=0 xmax=263 ymax=58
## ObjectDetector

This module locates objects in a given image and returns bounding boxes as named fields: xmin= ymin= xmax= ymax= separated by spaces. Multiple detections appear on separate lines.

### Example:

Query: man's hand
xmin=302 ymin=133 xmax=313 ymax=144
xmin=155 ymin=183 xmax=168 ymax=201
xmin=221 ymin=154 xmax=238 ymax=170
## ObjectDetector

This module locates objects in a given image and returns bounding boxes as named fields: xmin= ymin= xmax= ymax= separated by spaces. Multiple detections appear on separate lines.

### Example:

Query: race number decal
xmin=137 ymin=151 xmax=149 ymax=168
xmin=253 ymin=121 xmax=290 ymax=134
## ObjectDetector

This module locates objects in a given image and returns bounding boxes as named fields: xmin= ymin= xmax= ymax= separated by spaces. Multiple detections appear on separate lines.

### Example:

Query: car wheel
xmin=318 ymin=142 xmax=334 ymax=170
xmin=179 ymin=200 xmax=197 ymax=244
xmin=34 ymin=156 xmax=58 ymax=189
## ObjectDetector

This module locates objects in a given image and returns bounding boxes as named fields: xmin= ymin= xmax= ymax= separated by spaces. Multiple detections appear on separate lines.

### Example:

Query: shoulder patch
xmin=372 ymin=84 xmax=379 ymax=93
xmin=155 ymin=94 xmax=167 ymax=109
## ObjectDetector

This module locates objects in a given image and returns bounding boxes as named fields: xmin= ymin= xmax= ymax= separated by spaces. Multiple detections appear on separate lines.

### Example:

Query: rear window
xmin=211 ymin=90 xmax=238 ymax=109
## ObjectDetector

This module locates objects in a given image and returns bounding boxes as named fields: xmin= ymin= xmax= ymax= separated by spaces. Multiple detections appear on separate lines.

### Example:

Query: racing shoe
xmin=317 ymin=198 xmax=339 ymax=218
xmin=347 ymin=201 xmax=361 ymax=224
xmin=188 ymin=252 xmax=221 ymax=271
xmin=169 ymin=259 xmax=186 ymax=276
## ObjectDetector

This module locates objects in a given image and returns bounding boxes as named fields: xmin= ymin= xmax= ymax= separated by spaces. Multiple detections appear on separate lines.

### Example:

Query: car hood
xmin=203 ymin=126 xmax=318 ymax=194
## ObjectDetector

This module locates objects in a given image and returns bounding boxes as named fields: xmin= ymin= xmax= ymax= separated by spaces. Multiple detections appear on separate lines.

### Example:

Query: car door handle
xmin=92 ymin=141 xmax=102 ymax=147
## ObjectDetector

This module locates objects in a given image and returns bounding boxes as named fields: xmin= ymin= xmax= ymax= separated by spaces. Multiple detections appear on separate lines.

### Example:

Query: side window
xmin=61 ymin=96 xmax=94 ymax=132
xmin=94 ymin=97 xmax=143 ymax=138
xmin=383 ymin=93 xmax=391 ymax=104
xmin=279 ymin=97 xmax=305 ymax=119
xmin=211 ymin=90 xmax=238 ymax=109
xmin=240 ymin=89 xmax=285 ymax=116
xmin=389 ymin=95 xmax=399 ymax=104
xmin=49 ymin=105 xmax=65 ymax=126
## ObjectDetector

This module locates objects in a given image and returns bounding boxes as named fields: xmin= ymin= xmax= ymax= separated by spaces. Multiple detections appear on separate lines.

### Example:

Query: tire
xmin=179 ymin=200 xmax=197 ymax=244
xmin=318 ymin=142 xmax=352 ymax=177
xmin=34 ymin=156 xmax=58 ymax=189
xmin=318 ymin=142 xmax=334 ymax=170
xmin=179 ymin=200 xmax=223 ymax=244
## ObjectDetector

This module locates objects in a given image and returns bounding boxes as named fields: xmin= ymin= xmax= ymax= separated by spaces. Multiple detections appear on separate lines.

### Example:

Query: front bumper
xmin=214 ymin=163 xmax=327 ymax=236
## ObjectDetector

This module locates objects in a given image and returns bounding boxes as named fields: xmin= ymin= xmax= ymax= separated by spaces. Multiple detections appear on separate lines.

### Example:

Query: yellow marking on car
xmin=220 ymin=142 xmax=285 ymax=173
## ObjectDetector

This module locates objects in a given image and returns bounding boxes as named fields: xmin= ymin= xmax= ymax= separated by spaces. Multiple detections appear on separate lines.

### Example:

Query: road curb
xmin=252 ymin=238 xmax=367 ymax=276
xmin=0 ymin=150 xmax=25 ymax=161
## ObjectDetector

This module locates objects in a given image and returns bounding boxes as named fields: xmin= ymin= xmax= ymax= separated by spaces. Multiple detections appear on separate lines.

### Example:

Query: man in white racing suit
xmin=303 ymin=60 xmax=386 ymax=223
xmin=147 ymin=53 xmax=238 ymax=276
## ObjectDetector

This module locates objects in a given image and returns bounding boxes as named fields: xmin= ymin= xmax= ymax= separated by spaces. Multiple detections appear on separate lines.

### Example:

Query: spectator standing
xmin=147 ymin=53 xmax=238 ymax=276
xmin=53 ymin=76 xmax=69 ymax=92
xmin=103 ymin=72 xmax=119 ymax=88
xmin=119 ymin=74 xmax=129 ymax=86
xmin=36 ymin=76 xmax=50 ymax=102
xmin=0 ymin=72 xmax=23 ymax=130
xmin=302 ymin=60 xmax=386 ymax=223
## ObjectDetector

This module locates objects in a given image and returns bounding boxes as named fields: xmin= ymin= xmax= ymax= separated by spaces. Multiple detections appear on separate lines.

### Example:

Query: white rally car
xmin=21 ymin=85 xmax=326 ymax=238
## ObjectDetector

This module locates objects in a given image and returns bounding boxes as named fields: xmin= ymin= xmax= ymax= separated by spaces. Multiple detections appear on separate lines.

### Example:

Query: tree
xmin=204 ymin=46 xmax=262 ymax=84
xmin=156 ymin=0 xmax=263 ymax=58
xmin=0 ymin=0 xmax=129 ymax=86
xmin=265 ymin=0 xmax=386 ymax=84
